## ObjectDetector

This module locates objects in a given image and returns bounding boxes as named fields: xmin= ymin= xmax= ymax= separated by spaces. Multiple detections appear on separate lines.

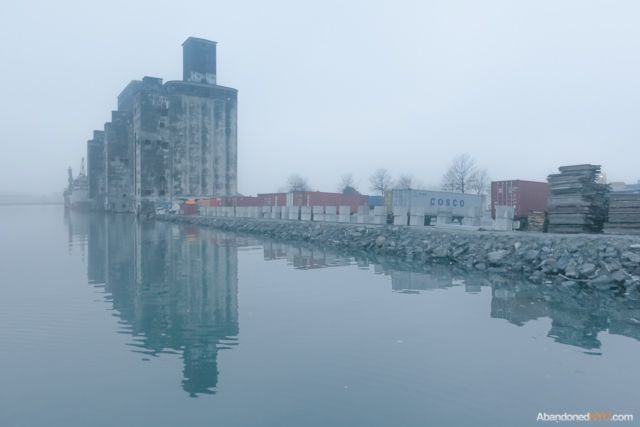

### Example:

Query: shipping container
xmin=180 ymin=200 xmax=199 ymax=216
xmin=196 ymin=198 xmax=223 ymax=207
xmin=491 ymin=180 xmax=549 ymax=219
xmin=229 ymin=196 xmax=262 ymax=207
xmin=390 ymin=189 xmax=485 ymax=217
xmin=257 ymin=192 xmax=287 ymax=206
xmin=367 ymin=195 xmax=384 ymax=207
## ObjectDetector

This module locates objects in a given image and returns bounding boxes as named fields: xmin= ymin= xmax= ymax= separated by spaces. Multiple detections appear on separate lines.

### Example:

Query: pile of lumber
xmin=604 ymin=192 xmax=640 ymax=235
xmin=527 ymin=211 xmax=546 ymax=232
xmin=546 ymin=164 xmax=609 ymax=233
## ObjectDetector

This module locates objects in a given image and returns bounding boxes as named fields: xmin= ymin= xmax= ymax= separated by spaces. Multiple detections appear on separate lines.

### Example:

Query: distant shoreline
xmin=0 ymin=202 xmax=64 ymax=206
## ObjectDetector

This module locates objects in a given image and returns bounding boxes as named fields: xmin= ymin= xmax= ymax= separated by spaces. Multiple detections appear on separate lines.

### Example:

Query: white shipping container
xmin=391 ymin=189 xmax=485 ymax=217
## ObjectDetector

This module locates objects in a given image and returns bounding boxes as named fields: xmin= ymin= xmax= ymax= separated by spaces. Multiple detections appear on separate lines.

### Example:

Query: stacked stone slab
xmin=546 ymin=164 xmax=609 ymax=233
xmin=527 ymin=211 xmax=546 ymax=232
xmin=604 ymin=192 xmax=640 ymax=235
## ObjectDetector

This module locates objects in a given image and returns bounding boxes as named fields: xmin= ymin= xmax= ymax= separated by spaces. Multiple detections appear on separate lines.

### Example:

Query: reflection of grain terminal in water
xmin=74 ymin=214 xmax=240 ymax=397
xmin=86 ymin=37 xmax=237 ymax=215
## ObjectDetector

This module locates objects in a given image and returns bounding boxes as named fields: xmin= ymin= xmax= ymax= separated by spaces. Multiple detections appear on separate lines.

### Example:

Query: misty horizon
xmin=2 ymin=0 xmax=639 ymax=197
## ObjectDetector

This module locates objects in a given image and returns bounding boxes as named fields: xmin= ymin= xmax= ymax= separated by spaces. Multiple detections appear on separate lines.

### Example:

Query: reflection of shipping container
xmin=491 ymin=180 xmax=549 ymax=219
xmin=180 ymin=200 xmax=199 ymax=215
xmin=257 ymin=193 xmax=287 ymax=206
xmin=390 ymin=189 xmax=485 ymax=217
xmin=286 ymin=191 xmax=367 ymax=214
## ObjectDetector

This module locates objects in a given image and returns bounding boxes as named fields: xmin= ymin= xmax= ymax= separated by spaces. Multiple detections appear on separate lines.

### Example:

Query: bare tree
xmin=369 ymin=168 xmax=392 ymax=195
xmin=441 ymin=154 xmax=477 ymax=193
xmin=468 ymin=168 xmax=490 ymax=195
xmin=395 ymin=174 xmax=414 ymax=190
xmin=338 ymin=173 xmax=358 ymax=194
xmin=286 ymin=174 xmax=310 ymax=192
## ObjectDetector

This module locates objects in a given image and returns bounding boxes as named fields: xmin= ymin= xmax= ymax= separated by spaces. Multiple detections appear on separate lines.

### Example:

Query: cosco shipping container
xmin=390 ymin=189 xmax=485 ymax=217
xmin=491 ymin=180 xmax=549 ymax=219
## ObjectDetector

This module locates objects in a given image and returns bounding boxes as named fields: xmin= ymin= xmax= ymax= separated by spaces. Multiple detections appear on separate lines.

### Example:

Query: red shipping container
xmin=222 ymin=196 xmax=262 ymax=207
xmin=257 ymin=193 xmax=287 ymax=206
xmin=196 ymin=198 xmax=223 ymax=207
xmin=180 ymin=202 xmax=199 ymax=216
xmin=491 ymin=180 xmax=549 ymax=219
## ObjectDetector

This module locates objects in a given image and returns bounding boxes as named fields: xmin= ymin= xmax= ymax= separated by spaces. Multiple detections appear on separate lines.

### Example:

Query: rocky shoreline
xmin=156 ymin=214 xmax=640 ymax=295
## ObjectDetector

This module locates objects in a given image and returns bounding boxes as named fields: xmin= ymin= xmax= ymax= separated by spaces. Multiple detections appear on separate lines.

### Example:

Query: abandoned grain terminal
xmin=86 ymin=37 xmax=238 ymax=214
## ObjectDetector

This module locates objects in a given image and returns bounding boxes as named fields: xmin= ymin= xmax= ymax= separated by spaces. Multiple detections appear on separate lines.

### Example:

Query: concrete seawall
xmin=156 ymin=214 xmax=640 ymax=294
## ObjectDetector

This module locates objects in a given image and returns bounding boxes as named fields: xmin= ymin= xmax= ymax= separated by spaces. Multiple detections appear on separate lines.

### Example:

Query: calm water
xmin=1 ymin=206 xmax=639 ymax=427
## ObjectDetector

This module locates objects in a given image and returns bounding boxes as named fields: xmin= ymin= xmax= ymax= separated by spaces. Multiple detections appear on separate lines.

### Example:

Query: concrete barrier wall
xmin=409 ymin=207 xmax=426 ymax=226
xmin=289 ymin=206 xmax=300 ymax=220
xmin=301 ymin=206 xmax=312 ymax=221
xmin=493 ymin=218 xmax=514 ymax=231
xmin=394 ymin=208 xmax=408 ymax=226
xmin=312 ymin=206 xmax=324 ymax=222
xmin=187 ymin=202 xmax=497 ymax=230
xmin=271 ymin=206 xmax=281 ymax=219
xmin=373 ymin=206 xmax=387 ymax=224
xmin=436 ymin=213 xmax=452 ymax=225
xmin=324 ymin=206 xmax=338 ymax=222
xmin=462 ymin=216 xmax=481 ymax=226
xmin=338 ymin=205 xmax=350 ymax=223
xmin=495 ymin=205 xmax=515 ymax=219
xmin=357 ymin=206 xmax=371 ymax=224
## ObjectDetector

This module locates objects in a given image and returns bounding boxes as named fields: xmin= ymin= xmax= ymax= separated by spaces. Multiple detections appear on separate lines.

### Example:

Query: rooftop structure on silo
xmin=182 ymin=37 xmax=217 ymax=84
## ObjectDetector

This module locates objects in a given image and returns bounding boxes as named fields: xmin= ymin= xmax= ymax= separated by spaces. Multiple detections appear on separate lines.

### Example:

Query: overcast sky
xmin=1 ymin=0 xmax=639 ymax=196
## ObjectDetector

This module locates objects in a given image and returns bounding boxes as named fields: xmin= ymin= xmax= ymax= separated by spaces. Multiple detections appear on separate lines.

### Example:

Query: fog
xmin=1 ymin=0 xmax=639 ymax=197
